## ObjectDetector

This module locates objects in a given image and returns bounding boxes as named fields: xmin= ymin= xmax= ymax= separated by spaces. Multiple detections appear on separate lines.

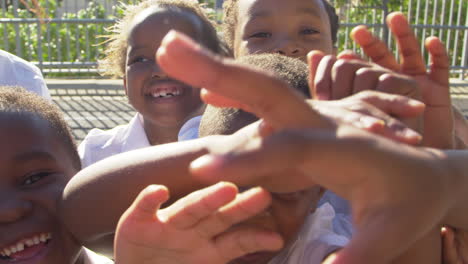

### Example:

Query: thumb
xmin=126 ymin=185 xmax=170 ymax=222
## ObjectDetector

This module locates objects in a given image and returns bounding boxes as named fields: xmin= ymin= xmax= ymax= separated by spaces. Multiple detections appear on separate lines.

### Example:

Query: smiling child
xmin=0 ymin=87 xmax=112 ymax=264
xmin=79 ymin=0 xmax=228 ymax=167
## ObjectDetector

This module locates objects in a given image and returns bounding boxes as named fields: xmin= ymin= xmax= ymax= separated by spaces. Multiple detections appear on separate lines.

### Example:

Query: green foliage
xmin=0 ymin=0 xmax=111 ymax=77
xmin=1 ymin=0 xmax=466 ymax=77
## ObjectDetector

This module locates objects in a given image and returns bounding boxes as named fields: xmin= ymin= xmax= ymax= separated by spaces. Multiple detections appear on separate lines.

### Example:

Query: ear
xmin=123 ymin=76 xmax=128 ymax=96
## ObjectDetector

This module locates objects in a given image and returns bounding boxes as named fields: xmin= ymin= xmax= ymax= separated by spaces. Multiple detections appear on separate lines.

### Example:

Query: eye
xmin=300 ymin=28 xmax=319 ymax=35
xmin=249 ymin=32 xmax=272 ymax=39
xmin=22 ymin=172 xmax=51 ymax=186
xmin=129 ymin=56 xmax=151 ymax=65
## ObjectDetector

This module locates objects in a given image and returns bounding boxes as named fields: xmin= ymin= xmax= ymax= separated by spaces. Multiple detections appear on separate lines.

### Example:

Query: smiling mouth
xmin=0 ymin=233 xmax=51 ymax=261
xmin=148 ymin=88 xmax=182 ymax=98
xmin=145 ymin=81 xmax=187 ymax=99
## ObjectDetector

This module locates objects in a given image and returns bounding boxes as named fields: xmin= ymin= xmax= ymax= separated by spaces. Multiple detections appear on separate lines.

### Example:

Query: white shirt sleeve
xmin=0 ymin=49 xmax=51 ymax=100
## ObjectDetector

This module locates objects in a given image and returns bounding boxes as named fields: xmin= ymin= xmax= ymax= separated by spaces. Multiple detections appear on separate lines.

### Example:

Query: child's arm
xmin=60 ymin=137 xmax=216 ymax=256
xmin=115 ymin=182 xmax=283 ymax=264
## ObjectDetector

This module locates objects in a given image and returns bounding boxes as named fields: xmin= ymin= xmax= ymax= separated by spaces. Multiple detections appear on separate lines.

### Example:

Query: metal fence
xmin=1 ymin=0 xmax=467 ymax=79
xmin=337 ymin=0 xmax=468 ymax=79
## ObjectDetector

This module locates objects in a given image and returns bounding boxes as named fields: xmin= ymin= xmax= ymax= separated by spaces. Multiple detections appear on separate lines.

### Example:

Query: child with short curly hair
xmin=0 ymin=86 xmax=112 ymax=264
xmin=79 ymin=0 xmax=229 ymax=168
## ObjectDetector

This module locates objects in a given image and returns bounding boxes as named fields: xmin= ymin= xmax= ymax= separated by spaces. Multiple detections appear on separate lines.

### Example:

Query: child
xmin=111 ymin=50 xmax=468 ymax=264
xmin=157 ymin=32 xmax=459 ymax=263
xmin=109 ymin=54 xmax=348 ymax=264
xmin=222 ymin=0 xmax=339 ymax=59
xmin=79 ymin=0 xmax=228 ymax=168
xmin=62 ymin=51 xmax=421 ymax=260
xmin=0 ymin=86 xmax=112 ymax=264
xmin=220 ymin=0 xmax=463 ymax=150
xmin=116 ymin=106 xmax=346 ymax=264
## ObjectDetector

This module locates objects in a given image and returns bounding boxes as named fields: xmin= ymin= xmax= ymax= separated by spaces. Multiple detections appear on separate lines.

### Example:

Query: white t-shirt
xmin=79 ymin=114 xmax=150 ymax=168
xmin=269 ymin=203 xmax=349 ymax=264
xmin=0 ymin=49 xmax=50 ymax=100
xmin=82 ymin=248 xmax=113 ymax=264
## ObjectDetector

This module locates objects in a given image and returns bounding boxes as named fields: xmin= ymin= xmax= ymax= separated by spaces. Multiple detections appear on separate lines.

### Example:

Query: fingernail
xmin=360 ymin=116 xmax=385 ymax=129
xmin=161 ymin=29 xmax=178 ymax=46
xmin=404 ymin=129 xmax=422 ymax=142
xmin=408 ymin=99 xmax=425 ymax=109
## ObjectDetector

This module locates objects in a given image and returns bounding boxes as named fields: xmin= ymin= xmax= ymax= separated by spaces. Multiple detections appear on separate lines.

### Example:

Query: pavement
xmin=48 ymin=78 xmax=468 ymax=143
xmin=48 ymin=79 xmax=135 ymax=142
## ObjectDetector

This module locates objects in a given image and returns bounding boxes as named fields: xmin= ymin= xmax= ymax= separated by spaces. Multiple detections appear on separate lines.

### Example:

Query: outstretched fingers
xmin=157 ymin=31 xmax=328 ymax=130
xmin=195 ymin=187 xmax=272 ymax=239
xmin=425 ymin=36 xmax=450 ymax=87
xmin=161 ymin=182 xmax=238 ymax=229
xmin=214 ymin=227 xmax=284 ymax=263
xmin=125 ymin=185 xmax=170 ymax=223
xmin=351 ymin=25 xmax=400 ymax=71
xmin=386 ymin=12 xmax=426 ymax=76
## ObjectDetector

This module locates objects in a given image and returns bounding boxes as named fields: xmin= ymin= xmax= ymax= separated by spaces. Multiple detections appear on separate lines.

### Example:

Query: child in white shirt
xmin=0 ymin=49 xmax=50 ymax=100
xmin=79 ymin=0 xmax=228 ymax=167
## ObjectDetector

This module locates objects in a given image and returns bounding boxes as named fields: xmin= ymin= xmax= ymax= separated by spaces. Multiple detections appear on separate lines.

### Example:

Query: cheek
xmin=304 ymin=38 xmax=334 ymax=54
xmin=125 ymin=65 xmax=150 ymax=90
xmin=237 ymin=40 xmax=270 ymax=57
xmin=28 ymin=184 xmax=65 ymax=215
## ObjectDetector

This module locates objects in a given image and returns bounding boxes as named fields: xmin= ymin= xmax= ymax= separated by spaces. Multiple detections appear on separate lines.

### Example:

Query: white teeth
xmin=150 ymin=88 xmax=182 ymax=98
xmin=16 ymin=242 xmax=24 ymax=252
xmin=1 ymin=233 xmax=52 ymax=256
xmin=25 ymin=239 xmax=34 ymax=247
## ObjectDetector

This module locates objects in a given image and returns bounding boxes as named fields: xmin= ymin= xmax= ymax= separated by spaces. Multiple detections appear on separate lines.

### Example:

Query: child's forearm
xmin=59 ymin=136 xmax=218 ymax=250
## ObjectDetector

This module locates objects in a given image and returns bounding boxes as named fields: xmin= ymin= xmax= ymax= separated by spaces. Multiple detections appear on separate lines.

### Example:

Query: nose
xmin=0 ymin=194 xmax=32 ymax=223
xmin=151 ymin=62 xmax=168 ymax=79
xmin=273 ymin=39 xmax=304 ymax=57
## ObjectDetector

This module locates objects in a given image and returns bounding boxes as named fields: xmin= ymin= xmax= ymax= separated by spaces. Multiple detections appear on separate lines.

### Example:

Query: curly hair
xmin=222 ymin=0 xmax=339 ymax=51
xmin=0 ymin=86 xmax=81 ymax=170
xmin=99 ymin=0 xmax=229 ymax=78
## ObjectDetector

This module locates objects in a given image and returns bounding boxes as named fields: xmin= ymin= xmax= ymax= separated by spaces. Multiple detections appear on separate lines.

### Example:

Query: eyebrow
xmin=13 ymin=151 xmax=56 ymax=163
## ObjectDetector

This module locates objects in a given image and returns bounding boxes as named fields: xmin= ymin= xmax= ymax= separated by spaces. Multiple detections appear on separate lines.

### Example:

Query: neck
xmin=142 ymin=117 xmax=181 ymax=145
